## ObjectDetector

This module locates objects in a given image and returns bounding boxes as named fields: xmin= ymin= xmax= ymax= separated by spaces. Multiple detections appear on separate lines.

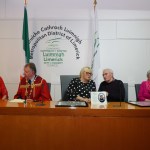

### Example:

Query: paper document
xmin=91 ymin=91 xmax=107 ymax=105
xmin=9 ymin=99 xmax=25 ymax=103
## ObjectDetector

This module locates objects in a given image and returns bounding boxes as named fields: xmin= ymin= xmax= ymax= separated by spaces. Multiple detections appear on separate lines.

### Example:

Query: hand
xmin=145 ymin=99 xmax=150 ymax=101
xmin=2 ymin=95 xmax=8 ymax=100
xmin=84 ymin=98 xmax=91 ymax=103
xmin=76 ymin=95 xmax=90 ymax=103
xmin=26 ymin=99 xmax=33 ymax=102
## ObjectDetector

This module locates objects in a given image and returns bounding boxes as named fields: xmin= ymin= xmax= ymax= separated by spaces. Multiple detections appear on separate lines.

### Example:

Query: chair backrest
xmin=60 ymin=75 xmax=79 ymax=100
xmin=124 ymin=83 xmax=128 ymax=102
xmin=47 ymin=83 xmax=51 ymax=91
xmin=135 ymin=84 xmax=140 ymax=101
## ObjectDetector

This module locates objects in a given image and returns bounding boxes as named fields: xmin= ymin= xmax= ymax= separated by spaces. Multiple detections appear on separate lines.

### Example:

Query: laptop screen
xmin=128 ymin=101 xmax=150 ymax=107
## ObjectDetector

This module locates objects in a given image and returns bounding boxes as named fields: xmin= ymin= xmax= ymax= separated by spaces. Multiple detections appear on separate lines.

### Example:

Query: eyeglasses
xmin=85 ymin=72 xmax=93 ymax=76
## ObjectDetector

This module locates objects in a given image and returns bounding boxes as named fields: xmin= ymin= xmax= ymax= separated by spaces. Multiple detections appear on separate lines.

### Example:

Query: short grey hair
xmin=103 ymin=68 xmax=113 ymax=74
xmin=147 ymin=70 xmax=150 ymax=77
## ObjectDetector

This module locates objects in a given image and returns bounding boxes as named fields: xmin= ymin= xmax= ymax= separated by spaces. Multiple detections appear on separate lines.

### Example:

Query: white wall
xmin=0 ymin=0 xmax=150 ymax=101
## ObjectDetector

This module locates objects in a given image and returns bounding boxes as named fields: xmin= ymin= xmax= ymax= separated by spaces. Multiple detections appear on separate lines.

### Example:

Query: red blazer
xmin=14 ymin=76 xmax=52 ymax=101
xmin=0 ymin=76 xmax=8 ymax=99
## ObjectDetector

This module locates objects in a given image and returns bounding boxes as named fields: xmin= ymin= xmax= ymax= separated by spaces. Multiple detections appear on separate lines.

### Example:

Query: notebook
xmin=128 ymin=101 xmax=150 ymax=107
xmin=9 ymin=99 xmax=25 ymax=103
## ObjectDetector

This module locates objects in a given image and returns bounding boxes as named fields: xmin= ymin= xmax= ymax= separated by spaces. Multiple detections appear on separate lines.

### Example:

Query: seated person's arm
xmin=38 ymin=80 xmax=52 ymax=101
xmin=0 ymin=78 xmax=8 ymax=100
xmin=2 ymin=95 xmax=8 ymax=100
xmin=65 ymin=78 xmax=78 ymax=101
xmin=76 ymin=95 xmax=91 ymax=103
xmin=76 ymin=81 xmax=96 ymax=102
xmin=138 ymin=82 xmax=149 ymax=101
xmin=14 ymin=83 xmax=22 ymax=99
xmin=108 ymin=81 xmax=125 ymax=100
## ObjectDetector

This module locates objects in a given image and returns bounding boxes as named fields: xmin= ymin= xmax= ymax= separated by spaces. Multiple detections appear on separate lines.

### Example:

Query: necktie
xmin=28 ymin=79 xmax=31 ymax=85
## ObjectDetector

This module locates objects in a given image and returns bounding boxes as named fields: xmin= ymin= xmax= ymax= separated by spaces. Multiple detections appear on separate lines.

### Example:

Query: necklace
xmin=25 ymin=75 xmax=38 ymax=99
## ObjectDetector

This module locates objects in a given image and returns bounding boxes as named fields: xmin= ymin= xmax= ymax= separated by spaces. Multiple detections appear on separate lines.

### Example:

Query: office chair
xmin=124 ymin=83 xmax=128 ymax=102
xmin=47 ymin=83 xmax=51 ymax=91
xmin=60 ymin=75 xmax=79 ymax=100
xmin=135 ymin=84 xmax=140 ymax=101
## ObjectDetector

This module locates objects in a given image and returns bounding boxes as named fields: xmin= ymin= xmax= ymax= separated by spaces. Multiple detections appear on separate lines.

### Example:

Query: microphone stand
xmin=36 ymin=100 xmax=45 ymax=106
xmin=119 ymin=82 xmax=122 ymax=107
xmin=24 ymin=95 xmax=27 ymax=107
xmin=24 ymin=86 xmax=28 ymax=107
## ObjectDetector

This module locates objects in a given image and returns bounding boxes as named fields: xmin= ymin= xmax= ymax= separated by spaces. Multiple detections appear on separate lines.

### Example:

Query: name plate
xmin=91 ymin=92 xmax=107 ymax=105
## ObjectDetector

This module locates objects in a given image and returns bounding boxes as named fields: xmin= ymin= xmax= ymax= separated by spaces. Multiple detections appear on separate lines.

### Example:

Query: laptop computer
xmin=55 ymin=101 xmax=88 ymax=107
xmin=128 ymin=101 xmax=150 ymax=107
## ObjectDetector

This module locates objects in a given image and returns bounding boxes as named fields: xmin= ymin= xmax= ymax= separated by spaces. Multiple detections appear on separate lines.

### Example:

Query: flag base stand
xmin=36 ymin=103 xmax=45 ymax=106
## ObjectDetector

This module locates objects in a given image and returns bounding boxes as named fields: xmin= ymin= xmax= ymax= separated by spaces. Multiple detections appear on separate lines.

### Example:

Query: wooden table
xmin=0 ymin=100 xmax=150 ymax=150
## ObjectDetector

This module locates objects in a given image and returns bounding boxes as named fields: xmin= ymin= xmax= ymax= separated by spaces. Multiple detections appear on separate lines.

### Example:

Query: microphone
xmin=119 ymin=81 xmax=122 ymax=107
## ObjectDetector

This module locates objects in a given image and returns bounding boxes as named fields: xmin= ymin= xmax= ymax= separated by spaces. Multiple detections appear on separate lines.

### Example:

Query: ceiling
xmin=45 ymin=0 xmax=150 ymax=10
xmin=98 ymin=0 xmax=150 ymax=10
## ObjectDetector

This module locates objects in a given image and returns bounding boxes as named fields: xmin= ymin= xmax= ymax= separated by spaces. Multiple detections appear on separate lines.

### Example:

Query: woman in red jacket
xmin=138 ymin=70 xmax=150 ymax=101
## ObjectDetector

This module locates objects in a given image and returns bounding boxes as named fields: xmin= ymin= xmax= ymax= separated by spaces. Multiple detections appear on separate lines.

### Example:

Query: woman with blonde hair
xmin=65 ymin=67 xmax=96 ymax=102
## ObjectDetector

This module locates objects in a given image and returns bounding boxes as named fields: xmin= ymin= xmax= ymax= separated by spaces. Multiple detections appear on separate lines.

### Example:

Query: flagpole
xmin=24 ymin=0 xmax=27 ymax=5
xmin=93 ymin=0 xmax=97 ymax=37
xmin=91 ymin=0 xmax=100 ymax=89
xmin=93 ymin=0 xmax=97 ymax=11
